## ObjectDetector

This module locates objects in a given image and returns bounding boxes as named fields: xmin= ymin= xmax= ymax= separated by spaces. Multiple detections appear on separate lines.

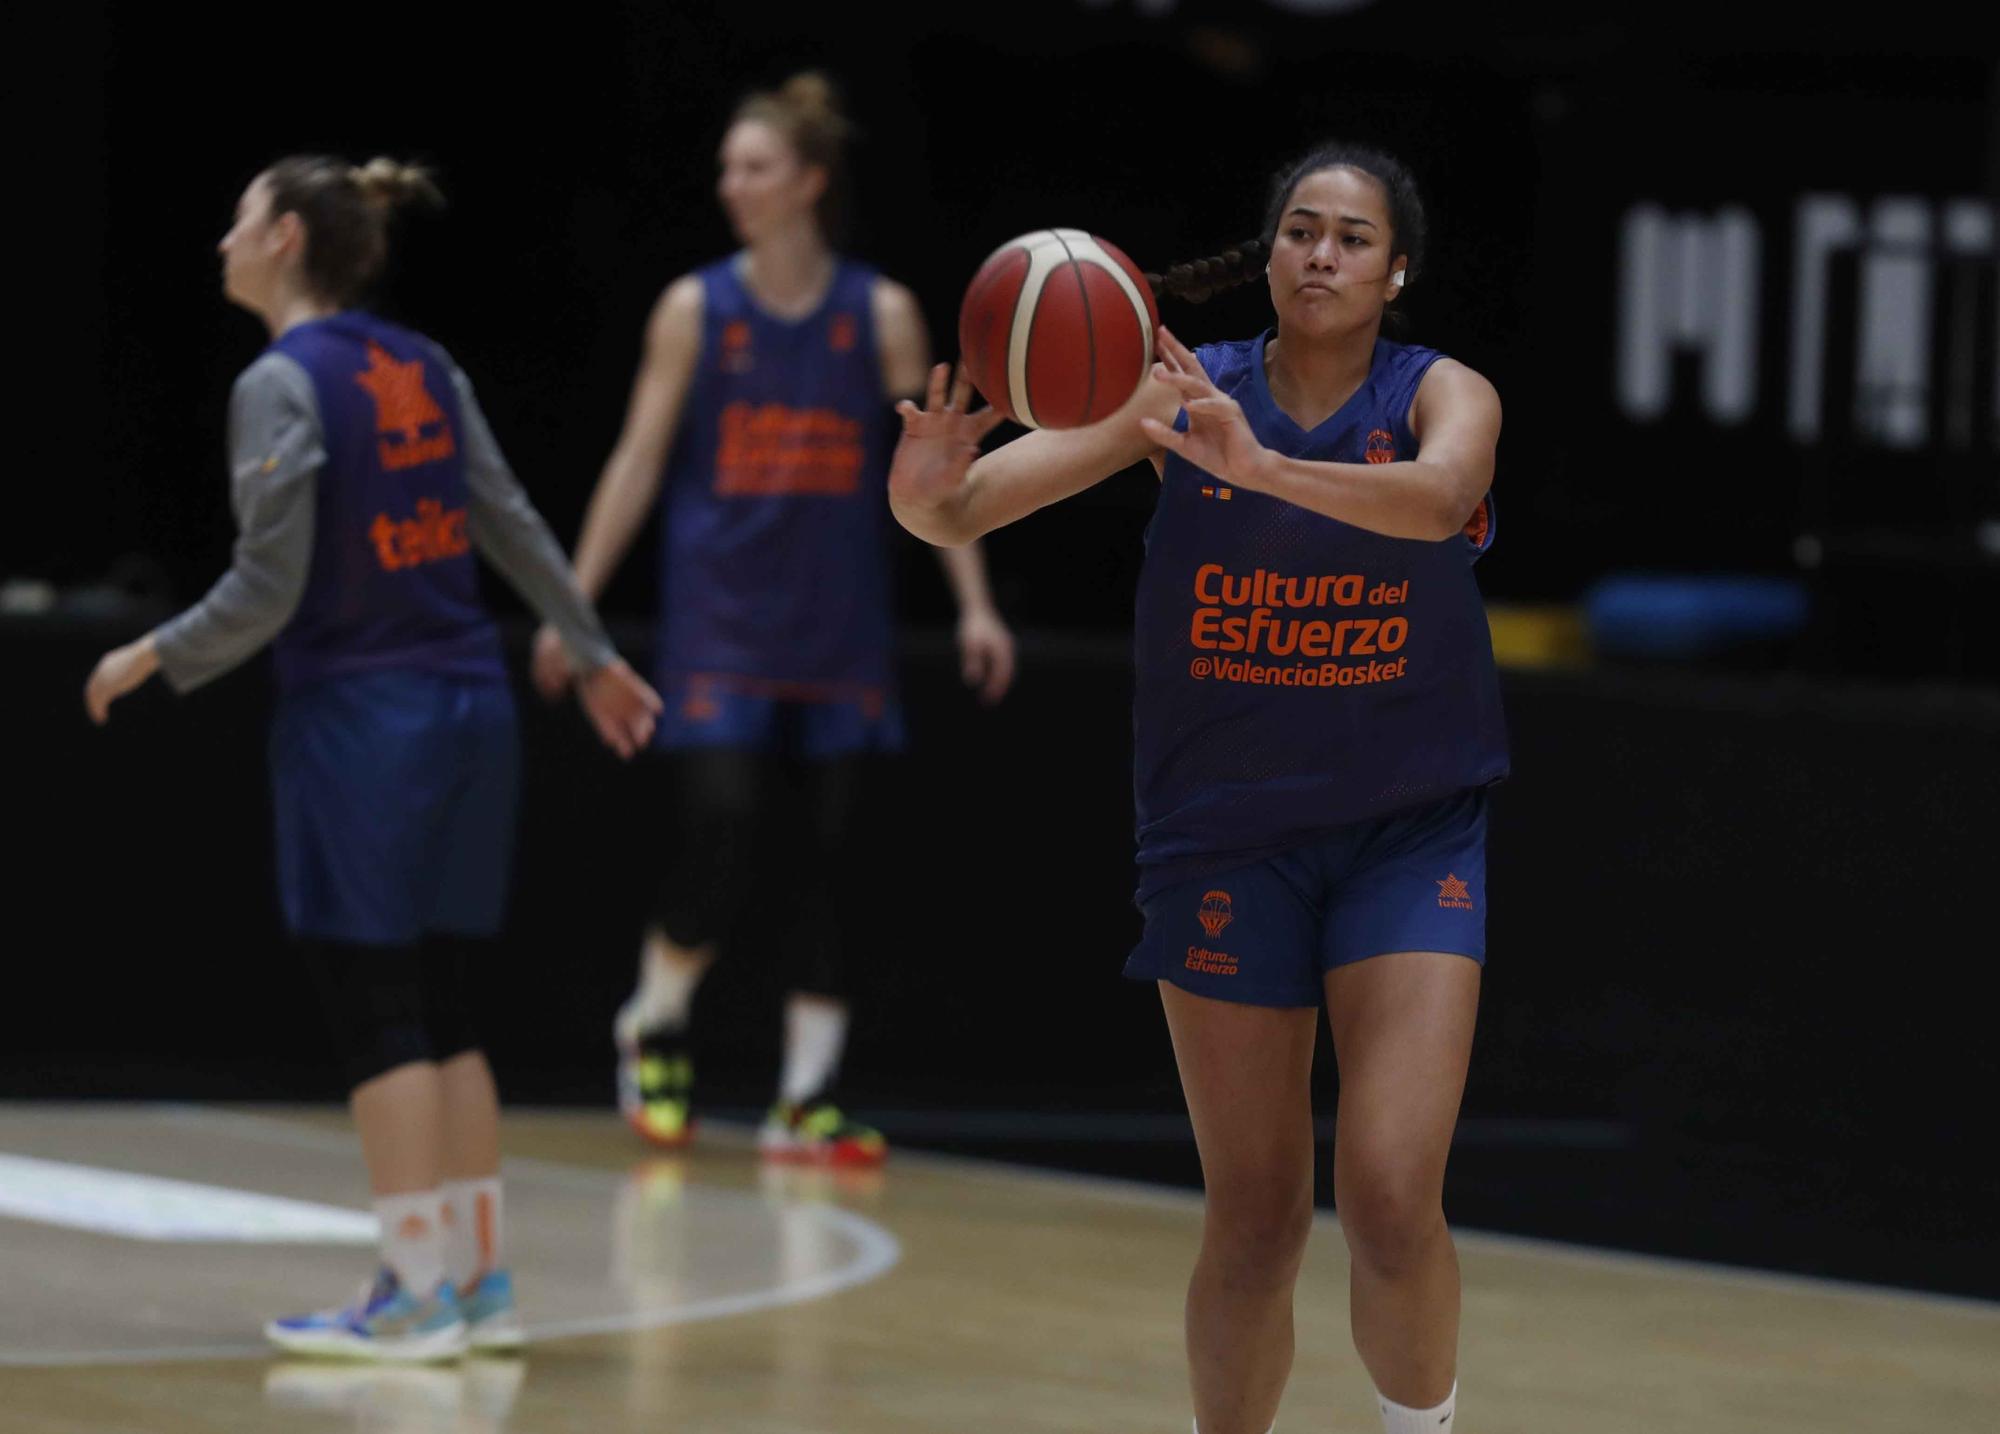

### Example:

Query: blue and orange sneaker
xmin=457 ymin=1269 xmax=525 ymax=1352
xmin=264 ymin=1267 xmax=467 ymax=1362
xmin=758 ymin=1095 xmax=887 ymax=1167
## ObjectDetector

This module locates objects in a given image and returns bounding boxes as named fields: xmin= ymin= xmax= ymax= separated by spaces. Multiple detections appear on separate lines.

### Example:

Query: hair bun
xmin=779 ymin=71 xmax=843 ymax=123
xmin=351 ymin=157 xmax=444 ymax=212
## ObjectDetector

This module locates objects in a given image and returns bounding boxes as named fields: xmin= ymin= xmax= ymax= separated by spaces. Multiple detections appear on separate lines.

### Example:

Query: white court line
xmin=0 ymin=1105 xmax=902 ymax=1367
xmin=0 ymin=1153 xmax=378 ymax=1244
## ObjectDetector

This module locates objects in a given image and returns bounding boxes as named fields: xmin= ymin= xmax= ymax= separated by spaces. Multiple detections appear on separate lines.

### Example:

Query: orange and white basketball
xmin=957 ymin=229 xmax=1160 ymax=430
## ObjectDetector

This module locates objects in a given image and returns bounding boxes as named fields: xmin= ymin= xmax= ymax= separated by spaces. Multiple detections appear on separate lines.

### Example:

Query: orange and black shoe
xmin=617 ymin=1031 xmax=696 ymax=1150
xmin=757 ymin=1095 xmax=886 ymax=1167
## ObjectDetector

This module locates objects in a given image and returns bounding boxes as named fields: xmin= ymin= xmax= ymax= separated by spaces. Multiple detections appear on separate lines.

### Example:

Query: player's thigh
xmin=1161 ymin=982 xmax=1319 ymax=1222
xmin=270 ymin=673 xmax=438 ymax=944
xmin=427 ymin=680 xmax=520 ymax=939
xmin=1323 ymin=951 xmax=1479 ymax=1219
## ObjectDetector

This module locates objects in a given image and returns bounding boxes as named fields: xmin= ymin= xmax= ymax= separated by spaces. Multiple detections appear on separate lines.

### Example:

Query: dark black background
xmin=10 ymin=2 xmax=1999 ymax=1299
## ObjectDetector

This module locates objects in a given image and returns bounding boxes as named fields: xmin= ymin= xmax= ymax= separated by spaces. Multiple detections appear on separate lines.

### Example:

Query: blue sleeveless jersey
xmin=655 ymin=257 xmax=895 ymax=703
xmin=1133 ymin=332 xmax=1508 ymax=895
xmin=267 ymin=313 xmax=502 ymax=691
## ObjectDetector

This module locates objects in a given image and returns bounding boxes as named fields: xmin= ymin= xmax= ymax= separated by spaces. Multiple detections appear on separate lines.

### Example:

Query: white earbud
xmin=1390 ymin=269 xmax=1406 ymax=289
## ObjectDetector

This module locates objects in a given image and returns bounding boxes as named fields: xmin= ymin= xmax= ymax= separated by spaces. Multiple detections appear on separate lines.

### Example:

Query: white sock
xmin=779 ymin=995 xmax=849 ymax=1105
xmin=442 ymin=1176 xmax=504 ymax=1287
xmin=375 ymin=1190 xmax=446 ymax=1295
xmin=1379 ymin=1382 xmax=1455 ymax=1433
xmin=616 ymin=934 xmax=706 ymax=1043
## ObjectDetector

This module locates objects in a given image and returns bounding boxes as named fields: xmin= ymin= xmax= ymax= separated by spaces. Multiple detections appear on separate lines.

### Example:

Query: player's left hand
xmin=84 ymin=636 xmax=161 ymax=725
xmin=1137 ymin=326 xmax=1270 ymax=491
xmin=577 ymin=657 xmax=663 ymax=760
xmin=957 ymin=606 xmax=1017 ymax=705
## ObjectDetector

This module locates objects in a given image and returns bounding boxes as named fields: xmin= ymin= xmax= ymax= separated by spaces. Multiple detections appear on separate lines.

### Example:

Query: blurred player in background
xmin=889 ymin=145 xmax=1501 ymax=1434
xmin=84 ymin=156 xmax=660 ymax=1359
xmin=533 ymin=73 xmax=1016 ymax=1165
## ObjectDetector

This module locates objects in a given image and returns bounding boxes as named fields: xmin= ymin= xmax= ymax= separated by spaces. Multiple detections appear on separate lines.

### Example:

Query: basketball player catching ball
xmin=533 ymin=73 xmax=1016 ymax=1165
xmin=84 ymin=156 xmax=661 ymax=1359
xmin=891 ymin=145 xmax=1502 ymax=1434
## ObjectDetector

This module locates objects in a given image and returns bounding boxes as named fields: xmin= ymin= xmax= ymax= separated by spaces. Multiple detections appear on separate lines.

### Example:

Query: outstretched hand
xmin=1136 ymin=326 xmax=1271 ymax=490
xmin=889 ymin=363 xmax=1006 ymax=513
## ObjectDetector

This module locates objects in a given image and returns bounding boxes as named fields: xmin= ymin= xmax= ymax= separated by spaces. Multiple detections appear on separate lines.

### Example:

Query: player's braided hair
xmin=1144 ymin=144 xmax=1428 ymax=322
xmin=261 ymin=155 xmax=443 ymax=307
xmin=1143 ymin=240 xmax=1267 ymax=304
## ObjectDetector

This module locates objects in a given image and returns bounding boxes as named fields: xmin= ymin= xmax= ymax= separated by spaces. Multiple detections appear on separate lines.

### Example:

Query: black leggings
xmin=300 ymin=934 xmax=488 ymax=1090
xmin=652 ymin=748 xmax=863 ymax=999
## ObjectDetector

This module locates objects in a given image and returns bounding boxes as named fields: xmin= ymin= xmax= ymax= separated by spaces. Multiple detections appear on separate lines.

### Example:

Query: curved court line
xmin=0 ymin=1105 xmax=902 ymax=1368
xmin=523 ymin=1203 xmax=901 ymax=1342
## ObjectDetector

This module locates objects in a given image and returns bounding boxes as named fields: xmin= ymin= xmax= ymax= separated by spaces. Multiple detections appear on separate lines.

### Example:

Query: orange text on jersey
xmin=1190 ymin=562 xmax=1410 ymax=658
xmin=713 ymin=402 xmax=864 ymax=496
xmin=370 ymin=498 xmax=470 ymax=572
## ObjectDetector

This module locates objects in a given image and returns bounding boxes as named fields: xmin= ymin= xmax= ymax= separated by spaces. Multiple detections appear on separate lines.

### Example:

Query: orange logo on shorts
xmin=1197 ymin=890 xmax=1234 ymax=938
xmin=1364 ymin=428 xmax=1397 ymax=465
xmin=1185 ymin=946 xmax=1239 ymax=976
xmin=1436 ymin=874 xmax=1474 ymax=911
xmin=682 ymin=676 xmax=721 ymax=722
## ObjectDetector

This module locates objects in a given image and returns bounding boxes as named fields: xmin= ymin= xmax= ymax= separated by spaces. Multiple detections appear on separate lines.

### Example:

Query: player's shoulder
xmin=232 ymin=348 xmax=318 ymax=409
xmin=1412 ymin=354 xmax=1500 ymax=413
xmin=868 ymin=272 xmax=922 ymax=334
xmin=656 ymin=271 xmax=707 ymax=319
xmin=868 ymin=271 xmax=917 ymax=312
xmin=644 ymin=272 xmax=708 ymax=347
xmin=1192 ymin=333 xmax=1263 ymax=390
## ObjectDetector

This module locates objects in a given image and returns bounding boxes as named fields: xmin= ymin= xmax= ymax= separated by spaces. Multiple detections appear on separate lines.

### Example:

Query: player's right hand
xmin=531 ymin=623 xmax=574 ymax=701
xmin=577 ymin=658 xmax=662 ymax=760
xmin=888 ymin=363 xmax=1005 ymax=513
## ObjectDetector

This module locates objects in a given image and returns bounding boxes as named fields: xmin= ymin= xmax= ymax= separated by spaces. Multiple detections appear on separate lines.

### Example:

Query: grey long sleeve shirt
xmin=153 ymin=350 xmax=617 ymax=694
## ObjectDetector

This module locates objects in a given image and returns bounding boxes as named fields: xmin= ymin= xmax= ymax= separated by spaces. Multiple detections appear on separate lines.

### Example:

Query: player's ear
xmin=269 ymin=208 xmax=304 ymax=254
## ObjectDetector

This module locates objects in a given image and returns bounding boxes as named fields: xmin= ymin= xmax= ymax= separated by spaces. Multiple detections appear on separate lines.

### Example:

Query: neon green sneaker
xmin=618 ymin=1034 xmax=695 ymax=1150
xmin=758 ymin=1096 xmax=886 ymax=1167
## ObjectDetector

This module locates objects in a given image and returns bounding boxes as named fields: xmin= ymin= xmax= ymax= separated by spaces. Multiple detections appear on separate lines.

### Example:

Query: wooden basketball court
xmin=2 ymin=1103 xmax=1992 ymax=1431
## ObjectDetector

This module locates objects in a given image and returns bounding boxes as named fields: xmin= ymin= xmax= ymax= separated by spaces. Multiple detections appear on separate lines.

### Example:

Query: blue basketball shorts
xmin=1124 ymin=789 xmax=1489 ymax=1008
xmin=269 ymin=669 xmax=520 ymax=946
xmin=653 ymin=673 xmax=905 ymax=760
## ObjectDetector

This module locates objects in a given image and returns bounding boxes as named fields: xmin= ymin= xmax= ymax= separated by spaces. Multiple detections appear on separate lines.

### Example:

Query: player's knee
xmin=302 ymin=940 xmax=435 ymax=1089
xmin=1201 ymin=1180 xmax=1314 ymax=1286
xmin=1335 ymin=1168 xmax=1445 ymax=1279
xmin=420 ymin=935 xmax=484 ymax=1064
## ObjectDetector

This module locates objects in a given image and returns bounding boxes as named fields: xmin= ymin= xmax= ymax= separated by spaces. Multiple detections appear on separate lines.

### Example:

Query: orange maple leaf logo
xmin=354 ymin=342 xmax=446 ymax=443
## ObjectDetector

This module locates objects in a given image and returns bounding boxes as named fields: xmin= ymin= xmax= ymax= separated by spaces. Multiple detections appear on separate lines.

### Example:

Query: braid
xmin=1143 ymin=238 xmax=1267 ymax=304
